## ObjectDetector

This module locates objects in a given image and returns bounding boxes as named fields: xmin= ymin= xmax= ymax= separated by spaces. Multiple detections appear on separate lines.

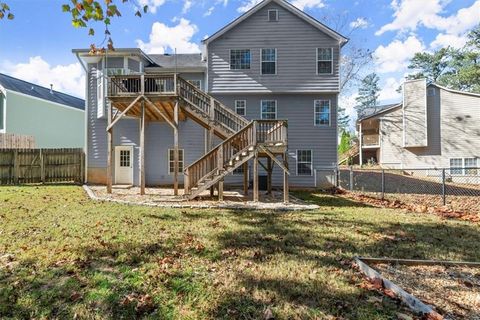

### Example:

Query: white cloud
xmin=290 ymin=0 xmax=325 ymax=10
xmin=238 ymin=0 xmax=325 ymax=12
xmin=182 ymin=0 xmax=193 ymax=14
xmin=430 ymin=33 xmax=468 ymax=49
xmin=349 ymin=17 xmax=369 ymax=29
xmin=1 ymin=56 xmax=85 ymax=98
xmin=237 ymin=0 xmax=262 ymax=13
xmin=138 ymin=0 xmax=167 ymax=14
xmin=204 ymin=6 xmax=215 ymax=16
xmin=376 ymin=0 xmax=480 ymax=37
xmin=374 ymin=35 xmax=425 ymax=73
xmin=136 ymin=18 xmax=200 ymax=54
xmin=378 ymin=77 xmax=402 ymax=102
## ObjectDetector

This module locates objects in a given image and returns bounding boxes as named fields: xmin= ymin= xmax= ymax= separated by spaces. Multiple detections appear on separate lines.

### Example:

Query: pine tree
xmin=355 ymin=73 xmax=380 ymax=117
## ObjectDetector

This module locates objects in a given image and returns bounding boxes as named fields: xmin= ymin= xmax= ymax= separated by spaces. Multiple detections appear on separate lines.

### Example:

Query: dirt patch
xmin=85 ymin=185 xmax=319 ymax=211
xmin=374 ymin=263 xmax=480 ymax=319
xmin=337 ymin=190 xmax=480 ymax=223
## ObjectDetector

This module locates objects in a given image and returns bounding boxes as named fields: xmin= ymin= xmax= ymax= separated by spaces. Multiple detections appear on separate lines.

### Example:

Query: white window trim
xmin=168 ymin=149 xmax=185 ymax=175
xmin=229 ymin=49 xmax=251 ymax=70
xmin=260 ymin=48 xmax=277 ymax=75
xmin=267 ymin=9 xmax=278 ymax=21
xmin=260 ymin=100 xmax=277 ymax=120
xmin=316 ymin=47 xmax=333 ymax=75
xmin=313 ymin=99 xmax=331 ymax=126
xmin=449 ymin=157 xmax=479 ymax=176
xmin=235 ymin=100 xmax=247 ymax=116
xmin=296 ymin=149 xmax=314 ymax=176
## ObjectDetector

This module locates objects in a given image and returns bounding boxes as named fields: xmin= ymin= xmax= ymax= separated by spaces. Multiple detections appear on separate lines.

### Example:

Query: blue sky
xmin=0 ymin=0 xmax=479 ymax=120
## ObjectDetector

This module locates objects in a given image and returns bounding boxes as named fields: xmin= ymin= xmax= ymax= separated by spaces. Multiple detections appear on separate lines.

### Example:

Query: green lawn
xmin=0 ymin=186 xmax=479 ymax=319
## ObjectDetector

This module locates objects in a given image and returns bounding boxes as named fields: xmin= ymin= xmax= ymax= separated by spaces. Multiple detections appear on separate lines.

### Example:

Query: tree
xmin=338 ymin=130 xmax=353 ymax=155
xmin=0 ymin=2 xmax=13 ymax=20
xmin=406 ymin=47 xmax=451 ymax=83
xmin=355 ymin=73 xmax=380 ymax=117
xmin=337 ymin=105 xmax=351 ymax=133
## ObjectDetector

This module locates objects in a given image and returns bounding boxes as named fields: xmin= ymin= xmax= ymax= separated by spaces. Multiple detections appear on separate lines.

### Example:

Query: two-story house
xmin=357 ymin=78 xmax=480 ymax=174
xmin=74 ymin=0 xmax=348 ymax=200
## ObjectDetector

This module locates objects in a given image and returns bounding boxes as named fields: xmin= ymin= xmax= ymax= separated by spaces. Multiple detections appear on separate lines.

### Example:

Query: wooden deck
xmin=105 ymin=73 xmax=289 ymax=202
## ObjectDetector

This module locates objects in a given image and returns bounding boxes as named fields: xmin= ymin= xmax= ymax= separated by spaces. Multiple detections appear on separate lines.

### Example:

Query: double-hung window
xmin=450 ymin=157 xmax=478 ymax=175
xmin=314 ymin=100 xmax=331 ymax=126
xmin=230 ymin=49 xmax=251 ymax=70
xmin=261 ymin=100 xmax=277 ymax=119
xmin=261 ymin=48 xmax=277 ymax=75
xmin=168 ymin=149 xmax=184 ymax=174
xmin=235 ymin=100 xmax=246 ymax=116
xmin=297 ymin=150 xmax=313 ymax=176
xmin=317 ymin=48 xmax=333 ymax=74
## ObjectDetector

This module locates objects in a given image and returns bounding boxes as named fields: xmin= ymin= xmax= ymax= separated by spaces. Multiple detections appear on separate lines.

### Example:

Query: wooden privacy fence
xmin=0 ymin=133 xmax=35 ymax=149
xmin=0 ymin=148 xmax=85 ymax=185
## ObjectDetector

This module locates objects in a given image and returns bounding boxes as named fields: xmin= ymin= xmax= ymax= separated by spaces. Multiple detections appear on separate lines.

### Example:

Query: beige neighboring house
xmin=357 ymin=79 xmax=480 ymax=174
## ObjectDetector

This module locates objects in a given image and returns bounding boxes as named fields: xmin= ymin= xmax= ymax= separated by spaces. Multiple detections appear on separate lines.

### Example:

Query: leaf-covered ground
xmin=1 ymin=186 xmax=479 ymax=319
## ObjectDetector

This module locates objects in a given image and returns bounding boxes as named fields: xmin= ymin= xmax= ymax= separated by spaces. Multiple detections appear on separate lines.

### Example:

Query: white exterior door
xmin=115 ymin=146 xmax=133 ymax=185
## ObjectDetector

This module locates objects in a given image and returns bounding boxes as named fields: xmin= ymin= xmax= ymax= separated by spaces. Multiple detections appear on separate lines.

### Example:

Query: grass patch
xmin=0 ymin=186 xmax=479 ymax=319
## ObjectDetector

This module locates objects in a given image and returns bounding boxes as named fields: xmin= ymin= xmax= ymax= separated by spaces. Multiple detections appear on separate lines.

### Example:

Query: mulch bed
xmin=336 ymin=189 xmax=480 ymax=223
xmin=373 ymin=263 xmax=480 ymax=320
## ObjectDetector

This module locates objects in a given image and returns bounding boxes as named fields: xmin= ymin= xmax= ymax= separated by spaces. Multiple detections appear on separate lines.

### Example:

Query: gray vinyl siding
xmin=379 ymin=86 xmax=480 ymax=168
xmin=403 ymin=79 xmax=428 ymax=147
xmin=207 ymin=2 xmax=340 ymax=93
xmin=215 ymin=93 xmax=338 ymax=187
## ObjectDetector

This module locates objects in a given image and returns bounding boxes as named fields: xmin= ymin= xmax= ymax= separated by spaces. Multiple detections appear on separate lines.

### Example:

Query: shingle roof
xmin=148 ymin=53 xmax=206 ymax=69
xmin=357 ymin=103 xmax=402 ymax=121
xmin=0 ymin=73 xmax=85 ymax=111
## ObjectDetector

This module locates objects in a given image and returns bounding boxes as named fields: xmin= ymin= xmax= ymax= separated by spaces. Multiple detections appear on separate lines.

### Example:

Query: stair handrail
xmin=184 ymin=121 xmax=255 ymax=193
xmin=177 ymin=77 xmax=249 ymax=132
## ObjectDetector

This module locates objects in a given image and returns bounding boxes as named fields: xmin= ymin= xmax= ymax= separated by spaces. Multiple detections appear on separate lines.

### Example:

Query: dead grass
xmin=1 ymin=186 xmax=480 ymax=319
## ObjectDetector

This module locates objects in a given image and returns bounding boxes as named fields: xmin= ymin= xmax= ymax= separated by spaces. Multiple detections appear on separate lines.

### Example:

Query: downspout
xmin=76 ymin=52 xmax=89 ymax=183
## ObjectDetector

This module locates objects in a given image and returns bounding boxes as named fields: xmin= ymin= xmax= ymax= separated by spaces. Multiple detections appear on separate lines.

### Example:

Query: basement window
xmin=268 ymin=9 xmax=278 ymax=21
xmin=168 ymin=149 xmax=184 ymax=174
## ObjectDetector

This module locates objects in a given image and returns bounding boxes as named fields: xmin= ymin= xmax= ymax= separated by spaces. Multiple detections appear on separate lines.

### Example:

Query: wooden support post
xmin=267 ymin=157 xmax=272 ymax=195
xmin=243 ymin=162 xmax=249 ymax=196
xmin=218 ymin=179 xmax=224 ymax=201
xmin=253 ymin=151 xmax=259 ymax=202
xmin=173 ymin=101 xmax=179 ymax=196
xmin=140 ymin=100 xmax=146 ymax=195
xmin=283 ymin=153 xmax=289 ymax=204
xmin=106 ymin=102 xmax=113 ymax=194
xmin=359 ymin=122 xmax=363 ymax=166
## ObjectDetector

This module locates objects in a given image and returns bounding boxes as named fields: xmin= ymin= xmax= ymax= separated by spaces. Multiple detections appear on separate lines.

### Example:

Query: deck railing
xmin=107 ymin=73 xmax=249 ymax=135
xmin=362 ymin=134 xmax=379 ymax=147
xmin=184 ymin=120 xmax=287 ymax=194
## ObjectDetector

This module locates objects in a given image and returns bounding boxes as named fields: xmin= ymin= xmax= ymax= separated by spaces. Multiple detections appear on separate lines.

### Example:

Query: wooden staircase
xmin=184 ymin=119 xmax=288 ymax=200
xmin=107 ymin=73 xmax=288 ymax=200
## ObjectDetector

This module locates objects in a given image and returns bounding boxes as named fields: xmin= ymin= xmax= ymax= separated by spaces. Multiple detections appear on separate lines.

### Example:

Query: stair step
xmin=248 ymin=146 xmax=254 ymax=151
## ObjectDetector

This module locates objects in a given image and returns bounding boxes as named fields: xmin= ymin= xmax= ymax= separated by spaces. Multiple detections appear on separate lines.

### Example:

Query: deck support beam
xmin=107 ymin=101 xmax=113 ymax=194
xmin=253 ymin=151 xmax=259 ymax=202
xmin=173 ymin=100 xmax=179 ymax=196
xmin=243 ymin=162 xmax=249 ymax=196
xmin=283 ymin=152 xmax=289 ymax=204
xmin=267 ymin=157 xmax=272 ymax=195
xmin=139 ymin=100 xmax=146 ymax=195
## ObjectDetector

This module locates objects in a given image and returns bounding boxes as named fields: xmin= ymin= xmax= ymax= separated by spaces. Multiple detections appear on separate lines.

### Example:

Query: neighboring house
xmin=74 ymin=0 xmax=348 ymax=195
xmin=357 ymin=78 xmax=480 ymax=174
xmin=0 ymin=73 xmax=85 ymax=148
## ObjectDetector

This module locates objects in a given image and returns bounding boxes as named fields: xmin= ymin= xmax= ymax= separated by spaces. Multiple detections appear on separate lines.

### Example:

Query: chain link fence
xmin=316 ymin=167 xmax=480 ymax=214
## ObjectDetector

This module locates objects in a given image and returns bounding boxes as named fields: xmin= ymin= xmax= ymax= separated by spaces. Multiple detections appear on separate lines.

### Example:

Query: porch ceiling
xmin=110 ymin=97 xmax=187 ymax=122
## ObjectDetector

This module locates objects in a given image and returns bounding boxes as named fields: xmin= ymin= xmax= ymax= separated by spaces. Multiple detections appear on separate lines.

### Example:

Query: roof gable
xmin=0 ymin=73 xmax=85 ymax=111
xmin=203 ymin=0 xmax=348 ymax=46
